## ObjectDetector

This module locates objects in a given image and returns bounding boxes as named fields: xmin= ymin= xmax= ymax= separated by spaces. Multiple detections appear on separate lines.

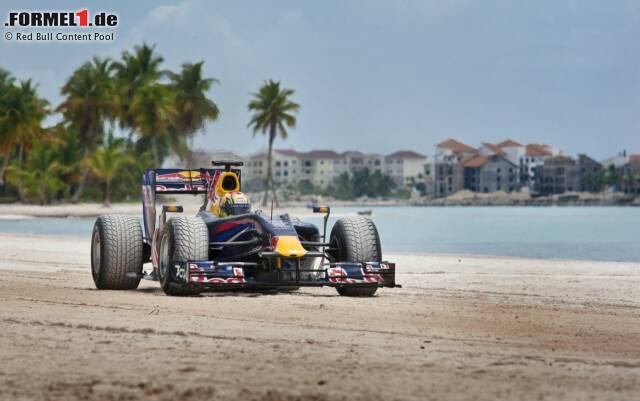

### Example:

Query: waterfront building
xmin=434 ymin=139 xmax=477 ymax=197
xmin=462 ymin=153 xmax=520 ymax=193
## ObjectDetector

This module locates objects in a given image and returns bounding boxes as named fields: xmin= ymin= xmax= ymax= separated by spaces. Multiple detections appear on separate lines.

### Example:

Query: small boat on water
xmin=357 ymin=210 xmax=372 ymax=216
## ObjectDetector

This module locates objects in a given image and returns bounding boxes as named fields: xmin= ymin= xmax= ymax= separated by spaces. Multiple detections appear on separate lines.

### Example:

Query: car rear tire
xmin=158 ymin=216 xmax=209 ymax=296
xmin=91 ymin=215 xmax=143 ymax=290
xmin=329 ymin=216 xmax=381 ymax=297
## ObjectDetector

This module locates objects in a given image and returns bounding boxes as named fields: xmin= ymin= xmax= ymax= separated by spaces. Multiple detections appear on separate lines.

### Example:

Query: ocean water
xmin=1 ymin=206 xmax=639 ymax=262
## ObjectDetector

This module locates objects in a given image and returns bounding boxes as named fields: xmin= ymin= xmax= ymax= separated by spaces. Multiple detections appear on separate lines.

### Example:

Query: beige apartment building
xmin=384 ymin=151 xmax=427 ymax=186
xmin=243 ymin=149 xmax=428 ymax=189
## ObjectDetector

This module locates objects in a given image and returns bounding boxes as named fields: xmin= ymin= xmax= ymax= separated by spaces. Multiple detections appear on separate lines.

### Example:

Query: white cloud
xmin=280 ymin=9 xmax=304 ymax=25
xmin=120 ymin=0 xmax=254 ymax=67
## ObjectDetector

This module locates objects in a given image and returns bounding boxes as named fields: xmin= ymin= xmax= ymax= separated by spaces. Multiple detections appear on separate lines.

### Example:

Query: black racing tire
xmin=91 ymin=215 xmax=143 ymax=290
xmin=158 ymin=216 xmax=209 ymax=296
xmin=329 ymin=216 xmax=382 ymax=297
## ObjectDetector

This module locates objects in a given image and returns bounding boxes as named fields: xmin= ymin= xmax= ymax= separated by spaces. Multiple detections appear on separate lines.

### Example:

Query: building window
xmin=320 ymin=160 xmax=324 ymax=165
xmin=275 ymin=161 xmax=281 ymax=167
xmin=284 ymin=161 xmax=288 ymax=166
xmin=284 ymin=170 xmax=288 ymax=176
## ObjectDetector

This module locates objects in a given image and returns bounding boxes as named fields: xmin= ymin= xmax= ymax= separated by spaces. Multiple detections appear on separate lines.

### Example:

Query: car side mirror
xmin=312 ymin=206 xmax=330 ymax=214
xmin=312 ymin=206 xmax=330 ymax=241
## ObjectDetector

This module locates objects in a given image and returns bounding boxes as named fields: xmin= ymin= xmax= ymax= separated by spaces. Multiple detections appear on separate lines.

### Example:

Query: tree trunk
xmin=271 ymin=175 xmax=279 ymax=208
xmin=152 ymin=136 xmax=160 ymax=167
xmin=262 ymin=130 xmax=274 ymax=207
xmin=71 ymin=167 xmax=90 ymax=204
xmin=0 ymin=153 xmax=10 ymax=187
xmin=187 ymin=135 xmax=195 ymax=169
xmin=16 ymin=143 xmax=27 ymax=202
xmin=104 ymin=179 xmax=111 ymax=207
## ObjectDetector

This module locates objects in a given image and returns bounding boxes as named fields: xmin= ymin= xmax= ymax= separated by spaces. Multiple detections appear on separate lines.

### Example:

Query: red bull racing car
xmin=90 ymin=160 xmax=397 ymax=296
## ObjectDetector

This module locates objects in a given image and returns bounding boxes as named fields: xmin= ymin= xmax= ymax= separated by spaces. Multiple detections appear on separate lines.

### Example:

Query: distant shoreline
xmin=0 ymin=196 xmax=638 ymax=219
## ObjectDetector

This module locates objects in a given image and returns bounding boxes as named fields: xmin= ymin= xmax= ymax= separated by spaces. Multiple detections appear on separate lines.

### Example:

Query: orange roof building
xmin=386 ymin=150 xmax=426 ymax=159
xmin=481 ymin=142 xmax=505 ymax=155
xmin=436 ymin=138 xmax=477 ymax=154
xmin=497 ymin=139 xmax=524 ymax=148
xmin=461 ymin=155 xmax=489 ymax=168
xmin=526 ymin=144 xmax=553 ymax=157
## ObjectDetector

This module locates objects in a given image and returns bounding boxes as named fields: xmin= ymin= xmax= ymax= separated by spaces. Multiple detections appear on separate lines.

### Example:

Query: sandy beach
xmin=0 ymin=232 xmax=638 ymax=401
xmin=0 ymin=202 xmax=320 ymax=219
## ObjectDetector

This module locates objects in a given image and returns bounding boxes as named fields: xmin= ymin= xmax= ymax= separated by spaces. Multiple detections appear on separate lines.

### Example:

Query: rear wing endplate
xmin=141 ymin=169 xmax=211 ymax=242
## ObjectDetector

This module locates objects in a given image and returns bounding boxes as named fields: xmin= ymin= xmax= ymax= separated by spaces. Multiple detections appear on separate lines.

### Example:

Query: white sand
xmin=0 ymin=232 xmax=638 ymax=401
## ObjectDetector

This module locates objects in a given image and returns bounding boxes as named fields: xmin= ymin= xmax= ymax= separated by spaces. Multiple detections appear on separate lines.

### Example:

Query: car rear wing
xmin=141 ymin=168 xmax=242 ymax=242
xmin=148 ymin=168 xmax=211 ymax=194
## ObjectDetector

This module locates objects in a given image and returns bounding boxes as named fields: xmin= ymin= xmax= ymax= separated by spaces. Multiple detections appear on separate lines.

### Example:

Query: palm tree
xmin=0 ymin=80 xmax=49 ymax=197
xmin=168 ymin=61 xmax=220 ymax=165
xmin=0 ymin=68 xmax=16 ymax=185
xmin=57 ymin=57 xmax=115 ymax=148
xmin=0 ymin=68 xmax=12 ymax=87
xmin=247 ymin=80 xmax=300 ymax=206
xmin=0 ymin=80 xmax=48 ymax=161
xmin=50 ymin=124 xmax=85 ymax=199
xmin=112 ymin=43 xmax=164 ymax=136
xmin=57 ymin=57 xmax=116 ymax=202
xmin=5 ymin=143 xmax=66 ymax=205
xmin=130 ymin=82 xmax=175 ymax=166
xmin=112 ymin=43 xmax=181 ymax=166
xmin=85 ymin=131 xmax=133 ymax=206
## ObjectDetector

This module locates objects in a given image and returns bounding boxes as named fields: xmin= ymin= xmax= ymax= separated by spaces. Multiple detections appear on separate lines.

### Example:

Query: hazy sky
xmin=1 ymin=0 xmax=638 ymax=159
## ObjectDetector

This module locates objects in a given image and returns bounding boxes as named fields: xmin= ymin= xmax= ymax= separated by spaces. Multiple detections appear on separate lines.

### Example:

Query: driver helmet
xmin=219 ymin=191 xmax=251 ymax=217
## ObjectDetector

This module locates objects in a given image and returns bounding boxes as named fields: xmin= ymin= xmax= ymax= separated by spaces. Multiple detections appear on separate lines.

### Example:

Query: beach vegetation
xmin=0 ymin=43 xmax=220 ymax=204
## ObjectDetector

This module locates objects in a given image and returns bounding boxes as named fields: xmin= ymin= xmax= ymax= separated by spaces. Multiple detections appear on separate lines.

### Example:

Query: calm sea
xmin=1 ymin=206 xmax=638 ymax=262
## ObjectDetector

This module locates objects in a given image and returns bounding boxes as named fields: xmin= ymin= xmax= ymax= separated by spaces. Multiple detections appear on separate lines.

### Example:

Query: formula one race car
xmin=90 ymin=160 xmax=397 ymax=296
